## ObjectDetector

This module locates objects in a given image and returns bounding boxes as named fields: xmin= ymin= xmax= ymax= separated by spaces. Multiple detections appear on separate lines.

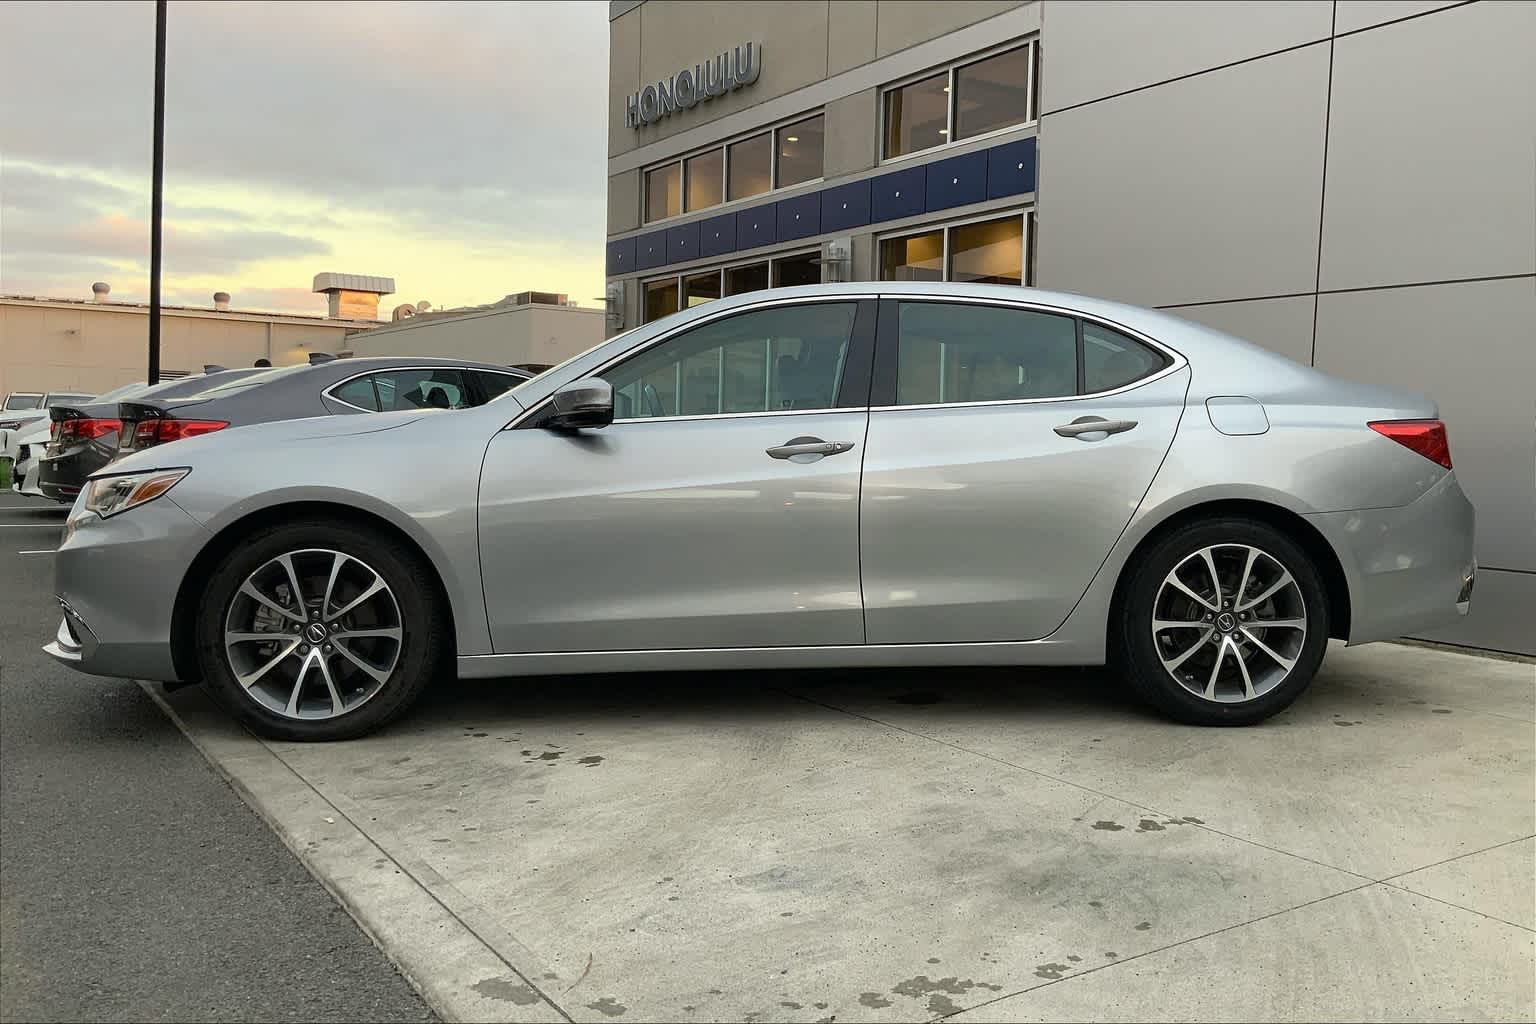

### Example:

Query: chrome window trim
xmin=322 ymin=365 xmax=491 ymax=414
xmin=872 ymin=294 xmax=1188 ymax=412
xmin=507 ymin=293 xmax=878 ymax=430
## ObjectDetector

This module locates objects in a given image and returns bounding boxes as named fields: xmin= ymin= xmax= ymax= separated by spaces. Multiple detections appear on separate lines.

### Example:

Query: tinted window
xmin=880 ymin=230 xmax=943 ymax=282
xmin=1083 ymin=323 xmax=1167 ymax=392
xmin=727 ymin=132 xmax=771 ymax=201
xmin=776 ymin=114 xmax=824 ymax=188
xmin=896 ymin=302 xmax=1076 ymax=405
xmin=645 ymin=162 xmax=680 ymax=222
xmin=331 ymin=375 xmax=381 ymax=410
xmin=684 ymin=149 xmax=722 ymax=212
xmin=475 ymin=371 xmax=525 ymax=402
xmin=948 ymin=215 xmax=1023 ymax=285
xmin=605 ymin=303 xmax=857 ymax=420
xmin=884 ymin=72 xmax=948 ymax=157
xmin=953 ymin=46 xmax=1031 ymax=141
xmin=372 ymin=368 xmax=470 ymax=411
xmin=5 ymin=395 xmax=43 ymax=410
xmin=644 ymin=278 xmax=680 ymax=323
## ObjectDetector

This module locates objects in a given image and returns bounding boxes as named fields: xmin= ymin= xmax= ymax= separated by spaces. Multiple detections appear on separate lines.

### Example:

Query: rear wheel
xmin=195 ymin=520 xmax=444 ymax=741
xmin=1113 ymin=517 xmax=1329 ymax=725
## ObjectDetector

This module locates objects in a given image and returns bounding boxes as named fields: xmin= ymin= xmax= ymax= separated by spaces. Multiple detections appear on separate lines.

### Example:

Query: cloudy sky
xmin=0 ymin=0 xmax=608 ymax=316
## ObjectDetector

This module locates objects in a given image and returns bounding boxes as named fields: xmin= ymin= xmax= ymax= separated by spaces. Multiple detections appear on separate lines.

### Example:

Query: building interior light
xmin=786 ymin=136 xmax=798 ymax=143
xmin=939 ymin=128 xmax=949 ymax=135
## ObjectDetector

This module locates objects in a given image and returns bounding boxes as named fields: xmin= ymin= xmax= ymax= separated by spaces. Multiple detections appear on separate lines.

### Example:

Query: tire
xmin=195 ymin=519 xmax=445 ymax=741
xmin=1112 ymin=516 xmax=1329 ymax=726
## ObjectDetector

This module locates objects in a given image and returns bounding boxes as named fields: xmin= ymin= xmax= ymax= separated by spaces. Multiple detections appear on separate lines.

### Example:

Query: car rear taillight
xmin=1369 ymin=419 xmax=1452 ymax=469
xmin=52 ymin=418 xmax=122 ymax=444
xmin=131 ymin=418 xmax=229 ymax=449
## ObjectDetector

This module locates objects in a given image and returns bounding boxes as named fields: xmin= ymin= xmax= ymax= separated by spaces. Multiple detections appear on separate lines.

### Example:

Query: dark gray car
xmin=114 ymin=356 xmax=532 ymax=459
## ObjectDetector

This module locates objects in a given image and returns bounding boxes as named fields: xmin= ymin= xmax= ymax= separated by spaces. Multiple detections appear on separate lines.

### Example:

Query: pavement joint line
xmin=1374 ymin=879 xmax=1536 ymax=935
xmin=1371 ymin=833 xmax=1536 ymax=934
xmin=139 ymin=681 xmax=575 ymax=1024
xmin=778 ymin=687 xmax=1383 ymax=885
xmin=933 ymin=880 xmax=1382 ymax=1021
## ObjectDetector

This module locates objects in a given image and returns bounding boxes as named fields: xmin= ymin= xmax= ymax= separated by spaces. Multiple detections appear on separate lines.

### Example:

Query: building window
xmin=776 ymin=114 xmax=825 ymax=189
xmin=645 ymin=163 xmax=681 ymax=222
xmin=727 ymin=132 xmax=773 ymax=201
xmin=684 ymin=149 xmax=723 ymax=213
xmin=644 ymin=278 xmax=680 ymax=322
xmin=882 ymin=39 xmax=1038 ymax=161
xmin=884 ymin=72 xmax=949 ymax=158
xmin=643 ymin=250 xmax=821 ymax=322
xmin=641 ymin=111 xmax=826 ymax=224
xmin=726 ymin=261 xmax=770 ymax=296
xmin=878 ymin=210 xmax=1035 ymax=287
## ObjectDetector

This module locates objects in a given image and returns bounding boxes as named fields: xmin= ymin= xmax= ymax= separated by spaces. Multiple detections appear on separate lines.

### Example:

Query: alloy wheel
xmin=223 ymin=549 xmax=403 ymax=720
xmin=1151 ymin=543 xmax=1308 ymax=704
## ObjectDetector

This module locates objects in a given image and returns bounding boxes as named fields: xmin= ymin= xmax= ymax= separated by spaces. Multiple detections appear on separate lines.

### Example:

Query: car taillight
xmin=1369 ymin=419 xmax=1451 ymax=469
xmin=54 ymin=418 xmax=122 ymax=444
xmin=132 ymin=418 xmax=229 ymax=448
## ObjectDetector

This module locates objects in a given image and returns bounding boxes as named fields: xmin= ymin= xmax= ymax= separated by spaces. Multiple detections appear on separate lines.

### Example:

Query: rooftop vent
xmin=91 ymin=282 xmax=111 ymax=303
xmin=213 ymin=291 xmax=231 ymax=311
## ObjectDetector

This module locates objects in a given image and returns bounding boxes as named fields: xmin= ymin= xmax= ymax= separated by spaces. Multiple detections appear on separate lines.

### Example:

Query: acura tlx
xmin=44 ymin=283 xmax=1475 ymax=741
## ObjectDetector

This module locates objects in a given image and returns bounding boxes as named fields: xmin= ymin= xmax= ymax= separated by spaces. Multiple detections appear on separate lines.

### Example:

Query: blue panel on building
xmin=666 ymin=221 xmax=701 ymax=264
xmin=987 ymin=137 xmax=1037 ymax=198
xmin=736 ymin=205 xmax=778 ymax=250
xmin=926 ymin=150 xmax=989 ymax=211
xmin=821 ymin=179 xmax=871 ymax=232
xmin=606 ymin=237 xmax=637 ymax=277
xmin=698 ymin=212 xmax=737 ymax=257
xmin=871 ymin=165 xmax=927 ymax=222
xmin=633 ymin=230 xmax=668 ymax=271
xmin=776 ymin=192 xmax=821 ymax=241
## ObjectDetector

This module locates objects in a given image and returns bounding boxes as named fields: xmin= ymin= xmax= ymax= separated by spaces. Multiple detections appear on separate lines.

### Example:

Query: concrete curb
xmin=140 ymin=682 xmax=571 ymax=1024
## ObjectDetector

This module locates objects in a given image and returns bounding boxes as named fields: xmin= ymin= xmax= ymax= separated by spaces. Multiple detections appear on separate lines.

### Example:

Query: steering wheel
xmin=641 ymin=383 xmax=665 ymax=418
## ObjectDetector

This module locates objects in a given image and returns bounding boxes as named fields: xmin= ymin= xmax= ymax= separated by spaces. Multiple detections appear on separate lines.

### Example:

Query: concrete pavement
xmin=0 ymin=493 xmax=432 ymax=1023
xmin=157 ymin=636 xmax=1535 ymax=1022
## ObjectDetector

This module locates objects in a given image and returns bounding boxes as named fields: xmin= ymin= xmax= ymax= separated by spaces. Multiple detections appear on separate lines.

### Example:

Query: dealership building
xmin=604 ymin=0 xmax=1534 ymax=654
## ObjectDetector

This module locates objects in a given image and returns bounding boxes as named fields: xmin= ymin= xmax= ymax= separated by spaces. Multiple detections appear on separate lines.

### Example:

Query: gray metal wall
xmin=1035 ymin=0 xmax=1535 ymax=654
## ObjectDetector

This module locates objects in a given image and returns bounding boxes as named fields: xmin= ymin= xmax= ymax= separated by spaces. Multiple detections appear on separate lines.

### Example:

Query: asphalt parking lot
xmin=0 ymin=492 xmax=431 ymax=1023
xmin=2 ymin=492 xmax=1532 ymax=1023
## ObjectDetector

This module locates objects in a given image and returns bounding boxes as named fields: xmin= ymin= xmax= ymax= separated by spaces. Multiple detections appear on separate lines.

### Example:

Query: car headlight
xmin=82 ymin=468 xmax=190 ymax=519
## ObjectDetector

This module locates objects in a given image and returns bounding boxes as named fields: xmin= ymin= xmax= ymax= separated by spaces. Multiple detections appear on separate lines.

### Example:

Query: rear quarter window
xmin=1082 ymin=323 xmax=1169 ymax=392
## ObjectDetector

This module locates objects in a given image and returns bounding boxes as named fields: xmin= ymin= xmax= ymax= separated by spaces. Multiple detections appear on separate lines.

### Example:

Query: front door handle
xmin=1054 ymin=416 xmax=1138 ymax=440
xmin=766 ymin=436 xmax=856 ymax=461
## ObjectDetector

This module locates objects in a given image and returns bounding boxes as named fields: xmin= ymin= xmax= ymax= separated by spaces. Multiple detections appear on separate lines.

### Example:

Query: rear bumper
xmin=1306 ymin=470 xmax=1477 ymax=644
xmin=38 ymin=443 xmax=113 ymax=504
xmin=42 ymin=496 xmax=206 ymax=682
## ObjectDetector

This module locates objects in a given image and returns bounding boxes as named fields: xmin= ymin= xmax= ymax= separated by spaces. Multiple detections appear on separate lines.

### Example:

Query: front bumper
xmin=42 ymin=495 xmax=207 ymax=682
xmin=1306 ymin=470 xmax=1477 ymax=644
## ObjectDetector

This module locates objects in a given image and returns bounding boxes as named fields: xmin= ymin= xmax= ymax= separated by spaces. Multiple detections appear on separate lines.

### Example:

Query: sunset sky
xmin=0 ymin=1 xmax=608 ymax=316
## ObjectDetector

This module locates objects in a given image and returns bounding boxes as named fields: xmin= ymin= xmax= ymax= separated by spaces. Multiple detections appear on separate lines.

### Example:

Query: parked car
xmin=37 ymin=370 xmax=270 ymax=505
xmin=111 ymin=356 xmax=532 ymax=460
xmin=0 ymin=390 xmax=95 ymax=455
xmin=45 ymin=283 xmax=1475 ymax=741
xmin=8 ymin=419 xmax=54 ymax=498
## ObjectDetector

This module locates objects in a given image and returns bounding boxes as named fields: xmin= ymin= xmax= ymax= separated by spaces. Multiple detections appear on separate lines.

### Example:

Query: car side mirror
xmin=544 ymin=377 xmax=614 ymax=431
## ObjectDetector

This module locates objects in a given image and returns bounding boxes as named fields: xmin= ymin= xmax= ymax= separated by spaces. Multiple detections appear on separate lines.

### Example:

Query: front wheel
xmin=195 ymin=520 xmax=444 ymax=741
xmin=1113 ymin=517 xmax=1330 ymax=725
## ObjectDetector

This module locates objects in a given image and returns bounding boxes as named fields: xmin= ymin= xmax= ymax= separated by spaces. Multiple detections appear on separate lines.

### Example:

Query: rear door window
xmin=371 ymin=368 xmax=470 ymax=411
xmin=895 ymin=301 xmax=1077 ymax=405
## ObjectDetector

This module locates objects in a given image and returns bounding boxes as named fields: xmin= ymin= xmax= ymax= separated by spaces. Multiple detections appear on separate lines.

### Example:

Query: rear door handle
xmin=1054 ymin=416 xmax=1138 ymax=439
xmin=766 ymin=436 xmax=856 ymax=460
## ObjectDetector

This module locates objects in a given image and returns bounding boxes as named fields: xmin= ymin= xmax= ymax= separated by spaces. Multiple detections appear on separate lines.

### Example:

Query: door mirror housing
xmin=544 ymin=377 xmax=614 ymax=431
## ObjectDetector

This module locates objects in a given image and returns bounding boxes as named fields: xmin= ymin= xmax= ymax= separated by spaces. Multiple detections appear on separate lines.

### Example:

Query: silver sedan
xmin=45 ymin=283 xmax=1476 ymax=740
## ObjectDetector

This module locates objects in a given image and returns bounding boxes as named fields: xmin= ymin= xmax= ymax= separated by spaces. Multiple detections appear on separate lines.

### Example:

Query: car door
xmin=859 ymin=298 xmax=1189 ymax=644
xmin=478 ymin=297 xmax=877 ymax=654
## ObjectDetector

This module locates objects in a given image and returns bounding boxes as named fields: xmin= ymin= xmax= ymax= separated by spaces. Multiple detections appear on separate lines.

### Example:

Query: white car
xmin=7 ymin=419 xmax=53 ymax=499
xmin=0 ymin=389 xmax=99 ymax=456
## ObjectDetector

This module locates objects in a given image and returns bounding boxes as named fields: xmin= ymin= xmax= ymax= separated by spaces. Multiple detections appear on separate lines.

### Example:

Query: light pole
xmin=147 ymin=0 xmax=167 ymax=383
